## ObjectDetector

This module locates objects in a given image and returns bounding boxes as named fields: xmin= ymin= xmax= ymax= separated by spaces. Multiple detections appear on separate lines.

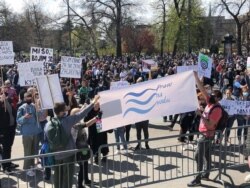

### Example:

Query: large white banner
xmin=0 ymin=41 xmax=14 ymax=65
xmin=99 ymin=71 xmax=199 ymax=131
xmin=60 ymin=56 xmax=82 ymax=78
xmin=198 ymin=53 xmax=212 ymax=78
xmin=18 ymin=62 xmax=44 ymax=86
xmin=36 ymin=74 xmax=64 ymax=109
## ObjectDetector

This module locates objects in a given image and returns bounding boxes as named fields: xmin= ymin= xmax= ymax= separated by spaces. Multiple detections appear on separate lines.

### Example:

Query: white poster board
xmin=30 ymin=47 xmax=53 ymax=72
xmin=142 ymin=59 xmax=158 ymax=72
xmin=110 ymin=81 xmax=130 ymax=90
xmin=0 ymin=41 xmax=14 ymax=65
xmin=198 ymin=53 xmax=212 ymax=78
xmin=60 ymin=56 xmax=82 ymax=78
xmin=99 ymin=71 xmax=199 ymax=132
xmin=36 ymin=74 xmax=64 ymax=109
xmin=247 ymin=57 xmax=250 ymax=72
xmin=177 ymin=65 xmax=198 ymax=74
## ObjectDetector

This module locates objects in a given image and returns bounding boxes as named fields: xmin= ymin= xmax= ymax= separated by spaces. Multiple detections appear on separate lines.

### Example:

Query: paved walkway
xmin=1 ymin=117 xmax=250 ymax=188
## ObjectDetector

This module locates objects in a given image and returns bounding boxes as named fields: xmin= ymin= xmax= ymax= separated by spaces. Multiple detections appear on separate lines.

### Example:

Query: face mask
xmin=208 ymin=95 xmax=216 ymax=104
xmin=63 ymin=111 xmax=68 ymax=117
xmin=243 ymin=92 xmax=249 ymax=97
xmin=206 ymin=89 xmax=212 ymax=95
xmin=26 ymin=100 xmax=32 ymax=105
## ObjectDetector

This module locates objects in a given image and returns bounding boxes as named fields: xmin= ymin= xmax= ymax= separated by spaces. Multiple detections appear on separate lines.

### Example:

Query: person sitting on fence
xmin=188 ymin=72 xmax=222 ymax=187
xmin=44 ymin=95 xmax=99 ymax=188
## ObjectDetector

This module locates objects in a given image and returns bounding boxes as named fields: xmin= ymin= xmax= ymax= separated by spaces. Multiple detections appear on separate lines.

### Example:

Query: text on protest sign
xmin=36 ymin=74 xmax=64 ymax=110
xmin=0 ymin=41 xmax=14 ymax=65
xmin=219 ymin=100 xmax=250 ymax=115
xmin=99 ymin=71 xmax=199 ymax=132
xmin=30 ymin=47 xmax=53 ymax=72
xmin=18 ymin=62 xmax=44 ymax=86
xmin=60 ymin=56 xmax=82 ymax=78
xmin=198 ymin=53 xmax=212 ymax=78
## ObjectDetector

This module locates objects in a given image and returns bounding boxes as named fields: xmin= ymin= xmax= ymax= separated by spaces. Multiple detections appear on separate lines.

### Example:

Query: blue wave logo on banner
xmin=123 ymin=88 xmax=157 ymax=117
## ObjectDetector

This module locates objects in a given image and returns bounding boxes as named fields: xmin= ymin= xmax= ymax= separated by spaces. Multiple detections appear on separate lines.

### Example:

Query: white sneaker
xmin=114 ymin=150 xmax=121 ymax=155
xmin=26 ymin=170 xmax=35 ymax=177
xmin=245 ymin=174 xmax=250 ymax=182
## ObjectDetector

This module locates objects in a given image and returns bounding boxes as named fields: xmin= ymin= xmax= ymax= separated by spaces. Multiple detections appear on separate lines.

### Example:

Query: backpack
xmin=208 ymin=104 xmax=229 ymax=132
xmin=46 ymin=117 xmax=69 ymax=152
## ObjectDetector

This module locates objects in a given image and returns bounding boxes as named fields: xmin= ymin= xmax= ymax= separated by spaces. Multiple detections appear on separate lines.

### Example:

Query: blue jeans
xmin=225 ymin=116 xmax=236 ymax=140
xmin=236 ymin=115 xmax=248 ymax=142
xmin=114 ymin=127 xmax=127 ymax=150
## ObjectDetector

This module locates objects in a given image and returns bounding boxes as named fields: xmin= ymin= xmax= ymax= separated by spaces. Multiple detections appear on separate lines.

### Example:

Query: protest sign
xmin=247 ymin=57 xmax=250 ymax=72
xmin=177 ymin=65 xmax=198 ymax=74
xmin=60 ymin=56 xmax=82 ymax=78
xmin=18 ymin=62 xmax=44 ymax=86
xmin=110 ymin=81 xmax=130 ymax=90
xmin=18 ymin=63 xmax=36 ymax=86
xmin=142 ymin=59 xmax=158 ymax=72
xmin=36 ymin=74 xmax=64 ymax=109
xmin=198 ymin=53 xmax=212 ymax=78
xmin=30 ymin=47 xmax=53 ymax=73
xmin=219 ymin=99 xmax=235 ymax=115
xmin=0 ymin=41 xmax=14 ymax=65
xmin=234 ymin=100 xmax=250 ymax=115
xmin=99 ymin=71 xmax=199 ymax=132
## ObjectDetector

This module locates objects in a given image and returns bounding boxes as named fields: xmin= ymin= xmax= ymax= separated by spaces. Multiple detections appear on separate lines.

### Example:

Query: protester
xmin=188 ymin=72 xmax=222 ymax=187
xmin=70 ymin=107 xmax=98 ymax=188
xmin=16 ymin=92 xmax=42 ymax=176
xmin=0 ymin=87 xmax=19 ymax=173
xmin=44 ymin=95 xmax=99 ymax=188
xmin=86 ymin=102 xmax=110 ymax=163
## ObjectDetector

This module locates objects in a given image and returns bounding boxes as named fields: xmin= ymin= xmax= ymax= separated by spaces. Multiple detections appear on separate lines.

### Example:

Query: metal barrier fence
xmin=220 ymin=124 xmax=250 ymax=187
xmin=0 ymin=148 xmax=94 ymax=188
xmin=97 ymin=131 xmax=224 ymax=188
xmin=1 ymin=126 xmax=249 ymax=188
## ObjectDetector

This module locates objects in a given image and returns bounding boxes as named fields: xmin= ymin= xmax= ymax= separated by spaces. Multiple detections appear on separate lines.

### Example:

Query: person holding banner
xmin=188 ymin=72 xmax=222 ymax=187
xmin=45 ymin=95 xmax=100 ymax=188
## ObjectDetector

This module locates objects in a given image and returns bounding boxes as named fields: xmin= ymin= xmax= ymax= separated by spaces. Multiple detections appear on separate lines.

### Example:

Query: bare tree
xmin=172 ymin=0 xmax=186 ymax=57
xmin=64 ymin=0 xmax=99 ymax=56
xmin=153 ymin=0 xmax=168 ymax=57
xmin=218 ymin=0 xmax=250 ymax=55
xmin=87 ymin=0 xmax=135 ymax=57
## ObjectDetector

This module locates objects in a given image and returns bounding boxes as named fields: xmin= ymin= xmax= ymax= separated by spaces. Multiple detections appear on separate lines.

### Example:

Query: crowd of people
xmin=0 ymin=53 xmax=250 ymax=187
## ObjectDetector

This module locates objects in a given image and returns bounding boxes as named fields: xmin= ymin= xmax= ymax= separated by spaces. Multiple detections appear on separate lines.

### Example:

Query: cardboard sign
xmin=177 ymin=65 xmax=198 ymax=74
xmin=110 ymin=81 xmax=130 ymax=90
xmin=36 ymin=74 xmax=64 ymax=109
xmin=198 ymin=53 xmax=212 ymax=78
xmin=60 ymin=56 xmax=82 ymax=78
xmin=0 ymin=41 xmax=14 ymax=65
xmin=30 ymin=47 xmax=53 ymax=73
xmin=18 ymin=62 xmax=44 ymax=86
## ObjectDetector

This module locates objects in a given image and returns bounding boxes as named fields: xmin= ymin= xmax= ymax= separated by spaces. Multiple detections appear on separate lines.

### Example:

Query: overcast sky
xmin=5 ymin=0 xmax=249 ymax=23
